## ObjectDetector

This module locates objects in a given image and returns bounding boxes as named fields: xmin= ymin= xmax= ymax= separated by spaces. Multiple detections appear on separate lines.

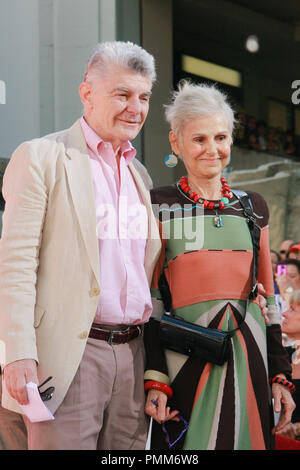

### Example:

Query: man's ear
xmin=78 ymin=82 xmax=93 ymax=110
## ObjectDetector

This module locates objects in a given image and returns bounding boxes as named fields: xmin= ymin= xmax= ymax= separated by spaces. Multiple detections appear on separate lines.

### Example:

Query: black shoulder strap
xmin=158 ymin=190 xmax=261 ymax=323
xmin=231 ymin=190 xmax=261 ymax=300
xmin=158 ymin=269 xmax=172 ymax=312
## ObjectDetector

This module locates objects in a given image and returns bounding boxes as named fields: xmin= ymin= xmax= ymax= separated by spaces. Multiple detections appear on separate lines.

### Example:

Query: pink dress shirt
xmin=80 ymin=117 xmax=152 ymax=325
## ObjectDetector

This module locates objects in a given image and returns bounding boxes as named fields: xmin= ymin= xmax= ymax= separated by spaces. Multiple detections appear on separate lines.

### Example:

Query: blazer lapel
xmin=63 ymin=120 xmax=160 ymax=288
xmin=64 ymin=121 xmax=100 ymax=286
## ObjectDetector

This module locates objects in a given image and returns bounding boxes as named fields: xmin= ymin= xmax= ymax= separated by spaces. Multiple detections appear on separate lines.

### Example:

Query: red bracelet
xmin=144 ymin=380 xmax=173 ymax=399
xmin=270 ymin=376 xmax=296 ymax=394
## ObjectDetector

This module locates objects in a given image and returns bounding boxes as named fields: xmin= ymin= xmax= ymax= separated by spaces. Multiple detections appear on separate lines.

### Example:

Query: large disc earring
xmin=164 ymin=152 xmax=178 ymax=167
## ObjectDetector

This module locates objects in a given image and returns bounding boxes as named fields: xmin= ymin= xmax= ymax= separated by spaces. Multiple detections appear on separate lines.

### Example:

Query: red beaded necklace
xmin=179 ymin=176 xmax=233 ymax=210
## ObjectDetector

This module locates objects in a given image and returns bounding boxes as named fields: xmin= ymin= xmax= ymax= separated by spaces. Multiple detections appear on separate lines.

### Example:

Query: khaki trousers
xmin=0 ymin=377 xmax=27 ymax=450
xmin=24 ymin=335 xmax=148 ymax=450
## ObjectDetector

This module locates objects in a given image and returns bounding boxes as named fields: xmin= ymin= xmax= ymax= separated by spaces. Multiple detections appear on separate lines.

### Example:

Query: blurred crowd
xmin=271 ymin=239 xmax=300 ymax=311
xmin=270 ymin=239 xmax=300 ymax=442
xmin=234 ymin=110 xmax=300 ymax=157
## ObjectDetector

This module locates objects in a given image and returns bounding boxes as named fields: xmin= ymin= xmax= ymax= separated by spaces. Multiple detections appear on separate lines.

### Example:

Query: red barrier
xmin=275 ymin=434 xmax=300 ymax=450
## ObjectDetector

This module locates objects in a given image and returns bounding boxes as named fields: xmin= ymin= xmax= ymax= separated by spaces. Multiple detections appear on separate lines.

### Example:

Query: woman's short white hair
xmin=290 ymin=289 xmax=300 ymax=306
xmin=165 ymin=81 xmax=236 ymax=138
xmin=84 ymin=41 xmax=156 ymax=85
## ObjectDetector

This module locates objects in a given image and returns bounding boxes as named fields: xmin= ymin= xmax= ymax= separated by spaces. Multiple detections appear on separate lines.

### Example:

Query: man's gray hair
xmin=84 ymin=41 xmax=156 ymax=84
xmin=165 ymin=81 xmax=236 ymax=138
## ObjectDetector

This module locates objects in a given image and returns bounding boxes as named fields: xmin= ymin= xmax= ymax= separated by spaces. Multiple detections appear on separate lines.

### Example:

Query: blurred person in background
xmin=270 ymin=249 xmax=281 ymax=294
xmin=233 ymin=109 xmax=247 ymax=145
xmin=244 ymin=115 xmax=257 ymax=147
xmin=288 ymin=242 xmax=300 ymax=261
xmin=247 ymin=132 xmax=262 ymax=151
xmin=267 ymin=127 xmax=281 ymax=153
xmin=284 ymin=131 xmax=297 ymax=156
xmin=279 ymin=240 xmax=295 ymax=261
xmin=257 ymin=120 xmax=268 ymax=151
xmin=276 ymin=259 xmax=300 ymax=311
xmin=278 ymin=290 xmax=300 ymax=440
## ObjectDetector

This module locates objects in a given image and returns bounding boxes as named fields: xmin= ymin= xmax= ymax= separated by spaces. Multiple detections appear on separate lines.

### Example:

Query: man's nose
xmin=126 ymin=95 xmax=142 ymax=114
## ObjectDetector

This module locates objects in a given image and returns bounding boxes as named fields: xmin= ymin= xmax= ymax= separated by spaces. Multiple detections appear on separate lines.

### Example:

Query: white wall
xmin=0 ymin=0 xmax=119 ymax=156
xmin=41 ymin=0 xmax=101 ymax=133
xmin=141 ymin=0 xmax=175 ymax=186
xmin=0 ymin=0 xmax=40 ymax=157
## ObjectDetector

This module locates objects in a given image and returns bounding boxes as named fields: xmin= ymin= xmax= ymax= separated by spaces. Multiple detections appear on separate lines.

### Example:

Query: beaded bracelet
xmin=270 ymin=376 xmax=296 ymax=394
xmin=144 ymin=380 xmax=173 ymax=399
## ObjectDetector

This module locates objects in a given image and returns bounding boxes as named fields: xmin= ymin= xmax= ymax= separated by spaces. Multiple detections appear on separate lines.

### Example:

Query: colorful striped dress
xmin=144 ymin=184 xmax=291 ymax=450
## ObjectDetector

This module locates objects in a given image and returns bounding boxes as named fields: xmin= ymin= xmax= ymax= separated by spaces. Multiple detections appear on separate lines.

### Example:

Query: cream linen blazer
xmin=0 ymin=120 xmax=161 ymax=414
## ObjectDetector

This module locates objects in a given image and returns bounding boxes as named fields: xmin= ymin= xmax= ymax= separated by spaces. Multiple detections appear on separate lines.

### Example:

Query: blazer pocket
xmin=34 ymin=305 xmax=46 ymax=328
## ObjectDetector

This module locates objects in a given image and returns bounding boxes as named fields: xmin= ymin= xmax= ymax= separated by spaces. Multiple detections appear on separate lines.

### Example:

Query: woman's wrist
xmin=270 ymin=375 xmax=296 ymax=393
xmin=144 ymin=369 xmax=170 ymax=385
xmin=144 ymin=380 xmax=173 ymax=399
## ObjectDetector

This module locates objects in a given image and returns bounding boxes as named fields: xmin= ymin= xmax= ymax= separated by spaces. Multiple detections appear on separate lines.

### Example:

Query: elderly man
xmin=279 ymin=239 xmax=295 ymax=261
xmin=0 ymin=41 xmax=161 ymax=450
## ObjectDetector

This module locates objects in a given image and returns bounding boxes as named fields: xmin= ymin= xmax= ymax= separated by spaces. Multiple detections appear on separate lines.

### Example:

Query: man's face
xmin=279 ymin=240 xmax=293 ymax=260
xmin=287 ymin=264 xmax=300 ymax=290
xmin=80 ymin=64 xmax=152 ymax=150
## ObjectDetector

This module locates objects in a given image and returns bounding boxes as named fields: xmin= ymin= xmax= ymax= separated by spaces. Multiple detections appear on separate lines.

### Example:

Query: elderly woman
xmin=278 ymin=290 xmax=300 ymax=440
xmin=144 ymin=82 xmax=294 ymax=450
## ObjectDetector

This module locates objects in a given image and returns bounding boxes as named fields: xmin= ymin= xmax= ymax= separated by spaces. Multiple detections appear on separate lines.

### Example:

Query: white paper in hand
xmin=19 ymin=382 xmax=55 ymax=423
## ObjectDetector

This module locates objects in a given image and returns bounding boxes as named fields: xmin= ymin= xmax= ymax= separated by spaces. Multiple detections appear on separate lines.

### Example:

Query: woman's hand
xmin=272 ymin=375 xmax=296 ymax=434
xmin=257 ymin=283 xmax=268 ymax=324
xmin=145 ymin=389 xmax=180 ymax=424
xmin=275 ymin=274 xmax=290 ymax=298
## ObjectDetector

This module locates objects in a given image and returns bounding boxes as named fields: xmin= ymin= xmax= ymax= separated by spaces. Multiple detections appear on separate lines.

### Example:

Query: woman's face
xmin=170 ymin=114 xmax=231 ymax=180
xmin=282 ymin=302 xmax=300 ymax=339
xmin=287 ymin=265 xmax=300 ymax=290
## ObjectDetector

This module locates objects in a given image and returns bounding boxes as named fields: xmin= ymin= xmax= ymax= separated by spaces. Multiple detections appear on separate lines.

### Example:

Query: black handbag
xmin=160 ymin=313 xmax=231 ymax=365
xmin=158 ymin=191 xmax=261 ymax=366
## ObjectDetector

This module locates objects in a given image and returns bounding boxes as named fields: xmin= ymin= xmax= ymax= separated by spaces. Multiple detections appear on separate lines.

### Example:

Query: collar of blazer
xmin=63 ymin=120 xmax=161 ymax=286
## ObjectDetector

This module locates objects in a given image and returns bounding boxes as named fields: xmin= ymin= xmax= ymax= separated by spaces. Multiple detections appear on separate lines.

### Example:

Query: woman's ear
xmin=169 ymin=130 xmax=180 ymax=156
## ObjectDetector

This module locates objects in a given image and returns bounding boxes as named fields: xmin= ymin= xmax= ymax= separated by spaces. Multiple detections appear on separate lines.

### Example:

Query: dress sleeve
xmin=143 ymin=191 xmax=170 ymax=383
xmin=250 ymin=192 xmax=292 ymax=379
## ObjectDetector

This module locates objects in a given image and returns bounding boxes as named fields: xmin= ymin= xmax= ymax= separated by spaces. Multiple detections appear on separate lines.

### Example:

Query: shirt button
xmin=79 ymin=331 xmax=88 ymax=340
xmin=89 ymin=287 xmax=100 ymax=297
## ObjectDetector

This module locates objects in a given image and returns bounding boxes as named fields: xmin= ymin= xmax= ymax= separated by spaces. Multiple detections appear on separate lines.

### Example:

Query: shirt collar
xmin=80 ymin=116 xmax=136 ymax=165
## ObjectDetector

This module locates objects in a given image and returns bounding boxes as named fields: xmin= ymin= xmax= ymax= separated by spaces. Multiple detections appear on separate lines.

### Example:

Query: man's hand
xmin=3 ymin=359 xmax=38 ymax=405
